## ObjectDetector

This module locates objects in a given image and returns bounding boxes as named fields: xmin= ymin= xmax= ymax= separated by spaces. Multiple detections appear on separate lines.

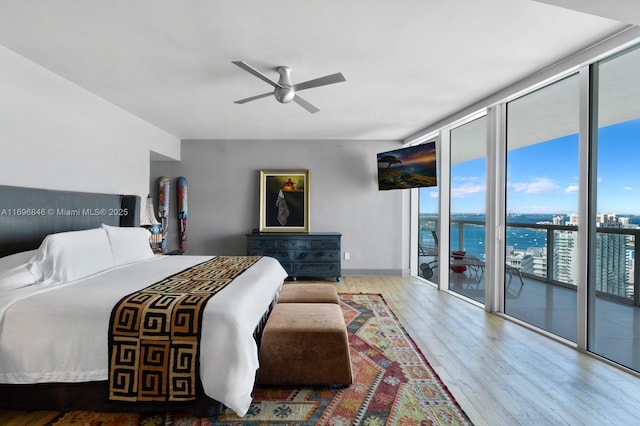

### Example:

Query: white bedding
xmin=0 ymin=254 xmax=287 ymax=416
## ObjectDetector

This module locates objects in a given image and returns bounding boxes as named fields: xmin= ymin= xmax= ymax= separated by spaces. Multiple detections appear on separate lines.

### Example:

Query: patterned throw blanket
xmin=108 ymin=256 xmax=261 ymax=402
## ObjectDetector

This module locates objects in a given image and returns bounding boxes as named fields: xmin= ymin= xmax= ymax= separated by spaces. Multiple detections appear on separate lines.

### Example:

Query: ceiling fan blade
xmin=234 ymin=91 xmax=273 ymax=104
xmin=292 ymin=72 xmax=346 ymax=91
xmin=232 ymin=61 xmax=281 ymax=88
xmin=293 ymin=95 xmax=320 ymax=114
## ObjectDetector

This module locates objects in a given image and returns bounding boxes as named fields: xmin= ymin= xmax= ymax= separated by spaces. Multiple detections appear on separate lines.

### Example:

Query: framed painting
xmin=259 ymin=169 xmax=309 ymax=233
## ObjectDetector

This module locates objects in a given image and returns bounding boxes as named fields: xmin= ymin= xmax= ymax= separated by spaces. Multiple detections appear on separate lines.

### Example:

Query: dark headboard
xmin=0 ymin=185 xmax=140 ymax=257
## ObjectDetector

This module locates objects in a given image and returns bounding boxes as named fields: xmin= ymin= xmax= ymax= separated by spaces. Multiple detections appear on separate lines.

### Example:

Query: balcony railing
xmin=419 ymin=218 xmax=640 ymax=305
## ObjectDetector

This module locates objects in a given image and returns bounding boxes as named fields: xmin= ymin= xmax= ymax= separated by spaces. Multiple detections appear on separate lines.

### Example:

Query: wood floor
xmin=2 ymin=275 xmax=639 ymax=425
xmin=336 ymin=275 xmax=640 ymax=426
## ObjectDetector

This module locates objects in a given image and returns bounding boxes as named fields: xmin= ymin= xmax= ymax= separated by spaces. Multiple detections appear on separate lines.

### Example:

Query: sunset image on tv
xmin=377 ymin=142 xmax=437 ymax=190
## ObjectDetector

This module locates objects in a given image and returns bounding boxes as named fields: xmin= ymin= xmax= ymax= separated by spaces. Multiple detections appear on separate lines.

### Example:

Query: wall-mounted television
xmin=377 ymin=142 xmax=437 ymax=190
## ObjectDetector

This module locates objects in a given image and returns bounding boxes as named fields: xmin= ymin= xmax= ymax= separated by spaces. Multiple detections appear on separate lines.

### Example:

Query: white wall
xmin=151 ymin=139 xmax=409 ymax=276
xmin=0 ymin=45 xmax=180 ymax=202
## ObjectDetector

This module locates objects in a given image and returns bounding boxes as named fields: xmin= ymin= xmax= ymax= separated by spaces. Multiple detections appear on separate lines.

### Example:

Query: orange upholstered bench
xmin=277 ymin=283 xmax=339 ymax=304
xmin=256 ymin=302 xmax=352 ymax=386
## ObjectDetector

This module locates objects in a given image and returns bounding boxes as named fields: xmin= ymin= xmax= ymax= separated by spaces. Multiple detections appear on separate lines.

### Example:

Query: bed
xmin=0 ymin=185 xmax=288 ymax=416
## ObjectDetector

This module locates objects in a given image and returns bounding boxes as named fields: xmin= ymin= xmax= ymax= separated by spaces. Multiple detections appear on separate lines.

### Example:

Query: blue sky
xmin=420 ymin=118 xmax=640 ymax=215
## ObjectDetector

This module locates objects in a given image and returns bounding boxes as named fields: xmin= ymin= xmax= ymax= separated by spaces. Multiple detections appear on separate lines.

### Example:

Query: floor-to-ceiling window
xmin=418 ymin=137 xmax=440 ymax=283
xmin=449 ymin=117 xmax=487 ymax=304
xmin=410 ymin=39 xmax=640 ymax=374
xmin=505 ymin=75 xmax=580 ymax=341
xmin=592 ymin=46 xmax=640 ymax=370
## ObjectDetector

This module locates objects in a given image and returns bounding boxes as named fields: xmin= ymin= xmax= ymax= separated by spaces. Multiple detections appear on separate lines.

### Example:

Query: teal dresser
xmin=246 ymin=232 xmax=341 ymax=281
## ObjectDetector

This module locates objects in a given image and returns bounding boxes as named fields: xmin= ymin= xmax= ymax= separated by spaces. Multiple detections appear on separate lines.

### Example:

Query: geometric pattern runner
xmin=108 ymin=256 xmax=261 ymax=402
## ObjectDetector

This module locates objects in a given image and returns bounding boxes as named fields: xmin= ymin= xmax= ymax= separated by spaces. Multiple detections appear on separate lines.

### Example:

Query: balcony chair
xmin=419 ymin=231 xmax=524 ymax=287
xmin=420 ymin=231 xmax=484 ymax=281
xmin=505 ymin=265 xmax=525 ymax=287
xmin=418 ymin=231 xmax=439 ymax=279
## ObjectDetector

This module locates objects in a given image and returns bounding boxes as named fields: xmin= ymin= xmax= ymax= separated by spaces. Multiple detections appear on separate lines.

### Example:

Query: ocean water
xmin=419 ymin=213 xmax=640 ymax=259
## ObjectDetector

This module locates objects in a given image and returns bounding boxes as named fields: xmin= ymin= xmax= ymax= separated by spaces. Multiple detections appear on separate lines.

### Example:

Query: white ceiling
xmin=0 ymin=0 xmax=636 ymax=141
xmin=534 ymin=0 xmax=640 ymax=24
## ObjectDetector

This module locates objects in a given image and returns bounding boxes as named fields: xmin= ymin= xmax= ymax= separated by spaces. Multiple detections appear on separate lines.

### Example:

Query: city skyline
xmin=420 ymin=118 xmax=640 ymax=215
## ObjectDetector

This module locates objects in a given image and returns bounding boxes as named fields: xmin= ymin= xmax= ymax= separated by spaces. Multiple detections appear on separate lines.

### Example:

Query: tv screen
xmin=377 ymin=142 xmax=437 ymax=190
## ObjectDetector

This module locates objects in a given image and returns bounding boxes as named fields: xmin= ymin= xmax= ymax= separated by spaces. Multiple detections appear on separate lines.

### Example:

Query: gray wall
xmin=151 ymin=139 xmax=408 ymax=276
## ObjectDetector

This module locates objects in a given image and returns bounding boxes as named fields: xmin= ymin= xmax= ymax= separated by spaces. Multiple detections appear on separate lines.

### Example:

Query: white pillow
xmin=0 ymin=250 xmax=37 ymax=273
xmin=29 ymin=228 xmax=115 ymax=285
xmin=0 ymin=264 xmax=39 ymax=292
xmin=101 ymin=224 xmax=154 ymax=266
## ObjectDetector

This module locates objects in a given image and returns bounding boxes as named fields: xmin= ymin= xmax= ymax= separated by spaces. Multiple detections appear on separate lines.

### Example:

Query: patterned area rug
xmin=42 ymin=293 xmax=472 ymax=425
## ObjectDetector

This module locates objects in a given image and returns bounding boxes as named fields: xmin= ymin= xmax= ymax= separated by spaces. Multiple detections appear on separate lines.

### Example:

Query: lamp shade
xmin=140 ymin=195 xmax=161 ymax=226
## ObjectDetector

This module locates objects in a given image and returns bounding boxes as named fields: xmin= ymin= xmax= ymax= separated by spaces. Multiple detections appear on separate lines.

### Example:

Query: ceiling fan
xmin=232 ymin=61 xmax=346 ymax=114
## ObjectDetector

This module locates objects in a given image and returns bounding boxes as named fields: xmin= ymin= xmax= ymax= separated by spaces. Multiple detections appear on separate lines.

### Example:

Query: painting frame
xmin=259 ymin=169 xmax=310 ymax=233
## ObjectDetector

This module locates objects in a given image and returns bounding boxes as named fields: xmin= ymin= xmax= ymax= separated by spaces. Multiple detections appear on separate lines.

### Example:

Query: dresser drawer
xmin=295 ymin=262 xmax=341 ymax=276
xmin=278 ymin=239 xmax=308 ymax=249
xmin=248 ymin=248 xmax=293 ymax=260
xmin=308 ymin=239 xmax=340 ymax=250
xmin=247 ymin=238 xmax=278 ymax=249
xmin=249 ymin=239 xmax=303 ymax=250
xmin=295 ymin=250 xmax=340 ymax=262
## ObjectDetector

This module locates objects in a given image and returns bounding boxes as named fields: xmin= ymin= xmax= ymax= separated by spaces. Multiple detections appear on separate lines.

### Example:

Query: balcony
xmin=418 ymin=218 xmax=640 ymax=372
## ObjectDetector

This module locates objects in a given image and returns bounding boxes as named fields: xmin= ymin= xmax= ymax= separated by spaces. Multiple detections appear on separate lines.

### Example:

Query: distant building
xmin=544 ymin=212 xmax=636 ymax=293
xmin=554 ymin=231 xmax=577 ymax=285
xmin=626 ymin=248 xmax=635 ymax=288
xmin=595 ymin=214 xmax=630 ymax=298
xmin=506 ymin=246 xmax=534 ymax=274
xmin=526 ymin=247 xmax=547 ymax=278
xmin=560 ymin=212 xmax=635 ymax=298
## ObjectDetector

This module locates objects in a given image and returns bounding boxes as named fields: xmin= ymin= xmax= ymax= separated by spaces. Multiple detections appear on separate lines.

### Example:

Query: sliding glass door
xmin=505 ymin=75 xmax=580 ymax=341
xmin=592 ymin=46 xmax=640 ymax=369
xmin=418 ymin=137 xmax=440 ymax=284
xmin=449 ymin=117 xmax=487 ymax=304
